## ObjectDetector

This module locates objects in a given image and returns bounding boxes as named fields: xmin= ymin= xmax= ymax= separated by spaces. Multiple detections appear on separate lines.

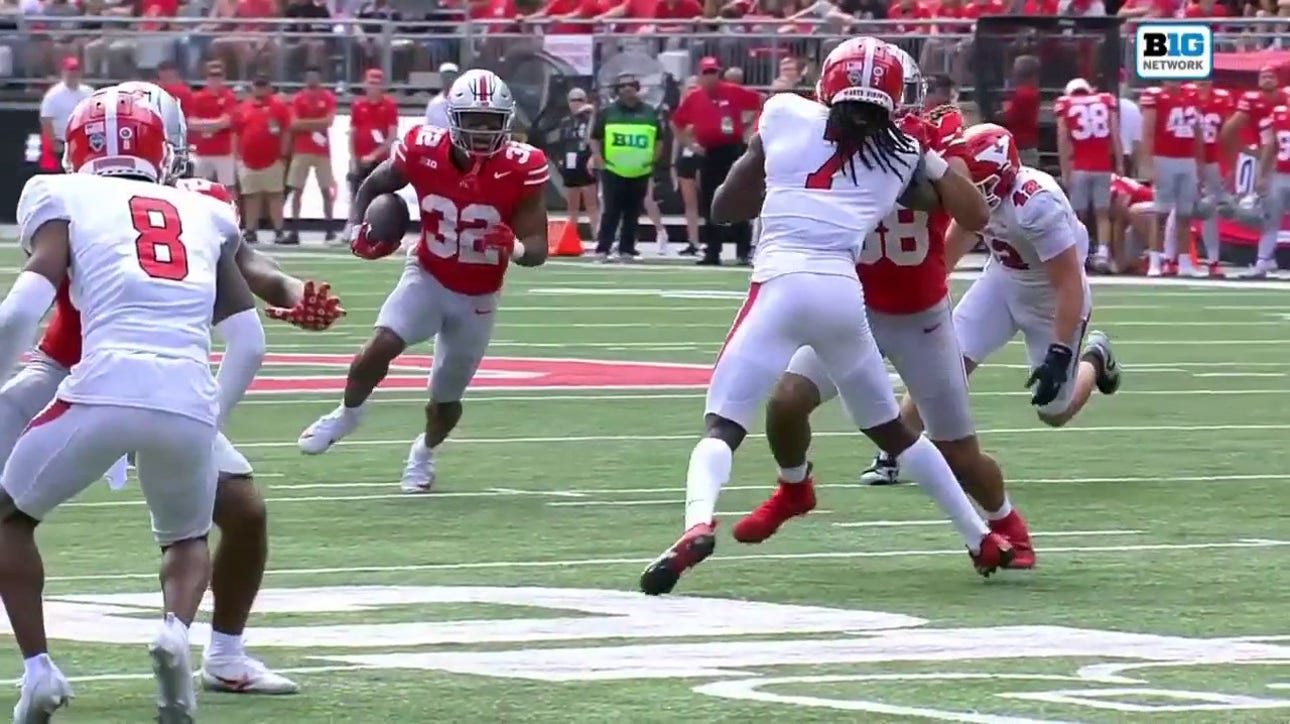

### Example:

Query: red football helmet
xmin=816 ymin=37 xmax=905 ymax=112
xmin=64 ymin=87 xmax=171 ymax=183
xmin=176 ymin=177 xmax=240 ymax=223
xmin=943 ymin=123 xmax=1021 ymax=209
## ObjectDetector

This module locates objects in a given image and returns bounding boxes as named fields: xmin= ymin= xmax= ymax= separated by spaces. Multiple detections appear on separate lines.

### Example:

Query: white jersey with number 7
xmin=16 ymin=173 xmax=240 ymax=426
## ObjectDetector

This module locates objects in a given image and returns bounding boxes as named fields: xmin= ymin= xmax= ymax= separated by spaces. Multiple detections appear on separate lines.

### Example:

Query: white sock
xmin=1148 ymin=250 xmax=1162 ymax=270
xmin=340 ymin=403 xmax=364 ymax=421
xmin=1096 ymin=243 xmax=1109 ymax=260
xmin=1163 ymin=212 xmax=1178 ymax=259
xmin=412 ymin=434 xmax=432 ymax=455
xmin=684 ymin=437 xmax=732 ymax=529
xmin=896 ymin=436 xmax=988 ymax=551
xmin=207 ymin=630 xmax=244 ymax=659
xmin=1202 ymin=218 xmax=1220 ymax=263
xmin=778 ymin=463 xmax=809 ymax=484
xmin=985 ymin=496 xmax=1013 ymax=521
xmin=1258 ymin=231 xmax=1278 ymax=264
xmin=22 ymin=653 xmax=51 ymax=681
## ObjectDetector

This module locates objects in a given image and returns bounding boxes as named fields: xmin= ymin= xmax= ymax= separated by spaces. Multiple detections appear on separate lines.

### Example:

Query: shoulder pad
xmin=16 ymin=175 xmax=69 ymax=255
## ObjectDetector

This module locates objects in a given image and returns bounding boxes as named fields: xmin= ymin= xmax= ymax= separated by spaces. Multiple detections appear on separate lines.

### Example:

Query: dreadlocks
xmin=825 ymin=100 xmax=917 ymax=182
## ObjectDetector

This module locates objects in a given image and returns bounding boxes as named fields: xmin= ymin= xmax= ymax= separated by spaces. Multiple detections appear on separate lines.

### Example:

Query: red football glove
xmin=349 ymin=223 xmax=399 ymax=260
xmin=474 ymin=222 xmax=517 ymax=256
xmin=265 ymin=280 xmax=346 ymax=331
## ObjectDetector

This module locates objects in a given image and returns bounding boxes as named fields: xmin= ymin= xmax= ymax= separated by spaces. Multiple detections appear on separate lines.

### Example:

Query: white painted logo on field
xmin=26 ymin=586 xmax=1290 ymax=719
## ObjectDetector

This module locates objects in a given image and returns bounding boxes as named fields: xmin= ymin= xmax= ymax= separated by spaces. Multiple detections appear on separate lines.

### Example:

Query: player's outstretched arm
xmin=348 ymin=159 xmax=408 ymax=229
xmin=710 ymin=134 xmax=765 ymax=224
xmin=237 ymin=245 xmax=346 ymax=330
xmin=0 ymin=219 xmax=66 ymax=379
xmin=213 ymin=235 xmax=267 ymax=427
xmin=507 ymin=192 xmax=550 ymax=268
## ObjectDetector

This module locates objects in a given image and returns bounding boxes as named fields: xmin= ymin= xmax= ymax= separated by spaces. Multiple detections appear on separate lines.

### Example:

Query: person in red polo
xmin=235 ymin=75 xmax=293 ymax=245
xmin=671 ymin=56 xmax=762 ymax=265
xmin=188 ymin=60 xmax=239 ymax=188
xmin=286 ymin=65 xmax=338 ymax=244
xmin=347 ymin=68 xmax=400 ymax=240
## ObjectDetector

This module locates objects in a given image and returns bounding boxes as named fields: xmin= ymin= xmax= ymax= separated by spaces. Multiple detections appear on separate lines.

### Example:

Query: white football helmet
xmin=116 ymin=81 xmax=189 ymax=182
xmin=1233 ymin=193 xmax=1267 ymax=226
xmin=445 ymin=69 xmax=515 ymax=156
xmin=887 ymin=44 xmax=925 ymax=112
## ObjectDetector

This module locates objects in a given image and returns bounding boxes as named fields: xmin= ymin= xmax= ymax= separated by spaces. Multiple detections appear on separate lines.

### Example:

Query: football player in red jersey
xmin=737 ymin=52 xmax=1036 ymax=569
xmin=1054 ymin=78 xmax=1122 ymax=266
xmin=1184 ymin=80 xmax=1233 ymax=277
xmin=1140 ymin=81 xmax=1203 ymax=277
xmin=0 ymin=85 xmax=342 ymax=698
xmin=1252 ymin=102 xmax=1290 ymax=277
xmin=298 ymin=70 xmax=551 ymax=493
xmin=1220 ymin=65 xmax=1288 ymax=163
xmin=1108 ymin=173 xmax=1155 ymax=273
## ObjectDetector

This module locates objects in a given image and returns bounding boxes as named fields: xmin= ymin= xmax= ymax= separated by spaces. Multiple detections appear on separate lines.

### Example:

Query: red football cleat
xmin=732 ymin=469 xmax=817 ymax=544
xmin=989 ymin=509 xmax=1036 ymax=569
xmin=1161 ymin=259 xmax=1179 ymax=277
xmin=639 ymin=521 xmax=718 ymax=596
xmin=969 ymin=531 xmax=1014 ymax=577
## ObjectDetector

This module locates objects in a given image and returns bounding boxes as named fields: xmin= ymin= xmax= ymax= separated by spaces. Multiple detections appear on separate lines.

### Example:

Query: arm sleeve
xmin=1018 ymin=193 xmax=1076 ymax=262
xmin=17 ymin=177 xmax=68 ymax=255
xmin=212 ymin=308 xmax=266 ymax=428
xmin=0 ymin=272 xmax=58 ymax=383
xmin=522 ymin=148 xmax=551 ymax=192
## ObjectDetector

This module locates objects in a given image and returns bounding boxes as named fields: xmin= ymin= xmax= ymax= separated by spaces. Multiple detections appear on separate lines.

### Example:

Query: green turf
xmin=5 ymin=247 xmax=1290 ymax=722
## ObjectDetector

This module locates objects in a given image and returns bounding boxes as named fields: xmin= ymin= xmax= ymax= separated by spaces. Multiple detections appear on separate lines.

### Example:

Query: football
xmin=365 ymin=193 xmax=411 ymax=246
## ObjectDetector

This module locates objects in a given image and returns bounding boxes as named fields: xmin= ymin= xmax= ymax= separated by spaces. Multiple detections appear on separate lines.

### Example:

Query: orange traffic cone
xmin=551 ymin=219 xmax=584 ymax=257
xmin=546 ymin=220 xmax=565 ymax=254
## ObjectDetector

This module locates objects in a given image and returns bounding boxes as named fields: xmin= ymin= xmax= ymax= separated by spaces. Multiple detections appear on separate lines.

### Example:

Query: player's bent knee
xmin=702 ymin=413 xmax=747 ymax=449
xmin=214 ymin=475 xmax=267 ymax=530
xmin=767 ymin=374 xmax=821 ymax=418
xmin=159 ymin=533 xmax=210 ymax=553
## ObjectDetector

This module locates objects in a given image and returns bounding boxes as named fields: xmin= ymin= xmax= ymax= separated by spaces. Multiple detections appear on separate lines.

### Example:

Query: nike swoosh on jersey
xmin=493 ymin=172 xmax=511 ymax=179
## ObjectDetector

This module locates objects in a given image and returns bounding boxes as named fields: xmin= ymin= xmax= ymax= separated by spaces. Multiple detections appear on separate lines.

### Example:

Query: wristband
xmin=923 ymin=150 xmax=949 ymax=181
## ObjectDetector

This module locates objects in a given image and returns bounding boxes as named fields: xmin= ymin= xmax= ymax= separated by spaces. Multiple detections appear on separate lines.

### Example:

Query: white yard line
xmin=43 ymin=538 xmax=1290 ymax=584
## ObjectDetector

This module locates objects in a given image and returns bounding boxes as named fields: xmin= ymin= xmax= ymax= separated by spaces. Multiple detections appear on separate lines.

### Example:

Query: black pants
xmin=595 ymin=171 xmax=650 ymax=255
xmin=699 ymin=142 xmax=752 ymax=263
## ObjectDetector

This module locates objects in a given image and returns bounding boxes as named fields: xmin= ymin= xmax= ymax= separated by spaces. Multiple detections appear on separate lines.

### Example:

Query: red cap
xmin=62 ymin=56 xmax=80 ymax=72
xmin=698 ymin=57 xmax=720 ymax=73
xmin=365 ymin=68 xmax=385 ymax=82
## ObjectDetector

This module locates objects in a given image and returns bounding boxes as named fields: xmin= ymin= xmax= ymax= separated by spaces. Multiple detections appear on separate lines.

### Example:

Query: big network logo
xmin=1135 ymin=22 xmax=1213 ymax=81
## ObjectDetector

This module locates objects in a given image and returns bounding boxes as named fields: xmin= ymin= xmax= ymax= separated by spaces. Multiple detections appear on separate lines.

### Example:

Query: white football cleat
xmin=12 ymin=655 xmax=72 ymax=724
xmin=400 ymin=434 xmax=437 ymax=493
xmin=298 ymin=405 xmax=362 ymax=455
xmin=201 ymin=655 xmax=299 ymax=695
xmin=655 ymin=227 xmax=670 ymax=256
xmin=149 ymin=614 xmax=196 ymax=724
xmin=858 ymin=453 xmax=902 ymax=486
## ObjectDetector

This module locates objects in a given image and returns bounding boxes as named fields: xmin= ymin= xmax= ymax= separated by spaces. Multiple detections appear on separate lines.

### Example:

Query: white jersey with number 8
xmin=16 ymin=174 xmax=239 ymax=426
xmin=754 ymin=93 xmax=921 ymax=283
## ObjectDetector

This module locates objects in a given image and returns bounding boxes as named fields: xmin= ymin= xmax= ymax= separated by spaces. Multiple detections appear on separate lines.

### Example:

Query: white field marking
xmin=1192 ymin=372 xmax=1287 ymax=378
xmin=832 ymin=522 xmax=1144 ymax=536
xmin=0 ymin=664 xmax=378 ymax=688
xmin=270 ymin=319 xmax=1287 ymax=331
xmin=262 ymin=338 xmax=1290 ymax=349
xmin=258 ymin=472 xmax=1290 ymax=493
xmin=42 ymin=538 xmax=1290 ymax=584
xmin=232 ymin=423 xmax=1290 ymax=449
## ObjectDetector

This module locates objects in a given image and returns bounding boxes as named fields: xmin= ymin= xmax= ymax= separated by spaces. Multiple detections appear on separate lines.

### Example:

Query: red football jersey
xmin=856 ymin=109 xmax=957 ymax=315
xmin=1054 ymin=92 xmax=1117 ymax=172
xmin=1259 ymin=105 xmax=1290 ymax=174
xmin=392 ymin=126 xmax=550 ymax=296
xmin=1140 ymin=86 xmax=1200 ymax=159
xmin=1188 ymin=86 xmax=1233 ymax=165
xmin=1237 ymin=89 xmax=1290 ymax=149
xmin=1110 ymin=174 xmax=1152 ymax=206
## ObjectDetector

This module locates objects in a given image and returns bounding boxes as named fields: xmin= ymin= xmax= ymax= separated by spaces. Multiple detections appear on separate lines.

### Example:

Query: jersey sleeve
xmin=16 ymin=176 xmax=69 ymax=254
xmin=1237 ymin=91 xmax=1258 ymax=114
xmin=1138 ymin=88 xmax=1158 ymax=109
xmin=1053 ymin=97 xmax=1068 ymax=116
xmin=755 ymin=92 xmax=799 ymax=141
xmin=390 ymin=125 xmax=425 ymax=177
xmin=1104 ymin=93 xmax=1119 ymax=111
xmin=1017 ymin=191 xmax=1076 ymax=263
xmin=513 ymin=143 xmax=550 ymax=198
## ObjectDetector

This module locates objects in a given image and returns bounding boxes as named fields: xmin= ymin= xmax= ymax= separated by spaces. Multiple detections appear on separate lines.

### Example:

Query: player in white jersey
xmin=0 ymin=84 xmax=342 ymax=701
xmin=876 ymin=125 xmax=1121 ymax=494
xmin=639 ymin=38 xmax=1012 ymax=597
xmin=0 ymin=89 xmax=266 ymax=723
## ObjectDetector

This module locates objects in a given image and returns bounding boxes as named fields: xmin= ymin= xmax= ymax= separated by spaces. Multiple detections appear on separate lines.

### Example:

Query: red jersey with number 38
xmin=1139 ymin=86 xmax=1200 ymax=159
xmin=858 ymin=107 xmax=962 ymax=314
xmin=392 ymin=125 xmax=550 ymax=296
xmin=34 ymin=177 xmax=240 ymax=370
xmin=1259 ymin=105 xmax=1290 ymax=174
xmin=1054 ymin=92 xmax=1118 ymax=172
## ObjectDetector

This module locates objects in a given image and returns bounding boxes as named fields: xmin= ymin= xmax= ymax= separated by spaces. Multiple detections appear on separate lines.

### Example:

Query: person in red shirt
xmin=1221 ymin=65 xmax=1288 ymax=161
xmin=1252 ymin=104 xmax=1290 ymax=277
xmin=286 ymin=65 xmax=338 ymax=243
xmin=1054 ymin=78 xmax=1122 ymax=263
xmin=467 ymin=0 xmax=520 ymax=31
xmin=887 ymin=0 xmax=931 ymax=32
xmin=235 ymin=75 xmax=293 ymax=244
xmin=1139 ymin=82 xmax=1203 ymax=276
xmin=155 ymin=61 xmax=192 ymax=115
xmin=1108 ymin=174 xmax=1155 ymax=273
xmin=188 ymin=60 xmax=240 ymax=189
xmin=1188 ymin=80 xmax=1233 ymax=277
xmin=961 ymin=0 xmax=1004 ymax=16
xmin=1003 ymin=56 xmax=1041 ymax=166
xmin=1180 ymin=0 xmax=1226 ymax=17
xmin=348 ymin=68 xmax=400 ymax=222
xmin=522 ymin=0 xmax=602 ymax=33
xmin=671 ymin=56 xmax=763 ymax=265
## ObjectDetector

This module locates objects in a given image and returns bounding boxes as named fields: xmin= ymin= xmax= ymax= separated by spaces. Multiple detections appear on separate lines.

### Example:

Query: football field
xmin=6 ymin=246 xmax=1290 ymax=723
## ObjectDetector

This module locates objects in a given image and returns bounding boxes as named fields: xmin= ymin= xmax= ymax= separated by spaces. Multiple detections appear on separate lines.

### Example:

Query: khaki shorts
xmin=192 ymin=155 xmax=235 ymax=186
xmin=238 ymin=161 xmax=285 ymax=195
xmin=287 ymin=153 xmax=335 ymax=190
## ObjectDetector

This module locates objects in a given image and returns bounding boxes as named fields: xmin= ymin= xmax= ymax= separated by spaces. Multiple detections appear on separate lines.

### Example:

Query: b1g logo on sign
xmin=1135 ymin=22 xmax=1213 ymax=80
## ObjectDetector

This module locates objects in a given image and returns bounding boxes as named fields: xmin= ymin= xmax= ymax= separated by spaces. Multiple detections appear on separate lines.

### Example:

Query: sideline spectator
xmin=671 ymin=74 xmax=703 ymax=256
xmin=209 ymin=0 xmax=281 ymax=81
xmin=591 ymin=73 xmax=662 ymax=262
xmin=425 ymin=62 xmax=460 ymax=128
xmin=556 ymin=87 xmax=600 ymax=240
xmin=23 ymin=0 xmax=83 ymax=80
xmin=1119 ymin=78 xmax=1142 ymax=177
xmin=1004 ymin=55 xmax=1041 ymax=167
xmin=346 ymin=68 xmax=399 ymax=237
xmin=155 ymin=60 xmax=192 ymax=112
xmin=673 ymin=56 xmax=762 ymax=266
xmin=235 ymin=75 xmax=293 ymax=245
xmin=188 ymin=60 xmax=239 ymax=188
xmin=39 ymin=57 xmax=93 ymax=159
xmin=287 ymin=66 xmax=337 ymax=243
xmin=283 ymin=0 xmax=332 ymax=77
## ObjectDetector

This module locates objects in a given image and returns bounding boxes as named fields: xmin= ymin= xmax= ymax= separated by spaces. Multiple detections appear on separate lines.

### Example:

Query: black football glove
xmin=1026 ymin=343 xmax=1073 ymax=407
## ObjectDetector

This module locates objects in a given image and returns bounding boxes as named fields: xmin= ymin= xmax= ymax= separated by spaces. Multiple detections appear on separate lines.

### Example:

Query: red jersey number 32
xmin=422 ymin=194 xmax=504 ymax=265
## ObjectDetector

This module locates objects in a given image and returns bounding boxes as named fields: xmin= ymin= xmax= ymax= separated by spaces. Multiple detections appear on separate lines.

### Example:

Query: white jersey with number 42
xmin=979 ymin=167 xmax=1089 ymax=288
xmin=16 ymin=174 xmax=240 ymax=426
xmin=755 ymin=93 xmax=921 ymax=283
